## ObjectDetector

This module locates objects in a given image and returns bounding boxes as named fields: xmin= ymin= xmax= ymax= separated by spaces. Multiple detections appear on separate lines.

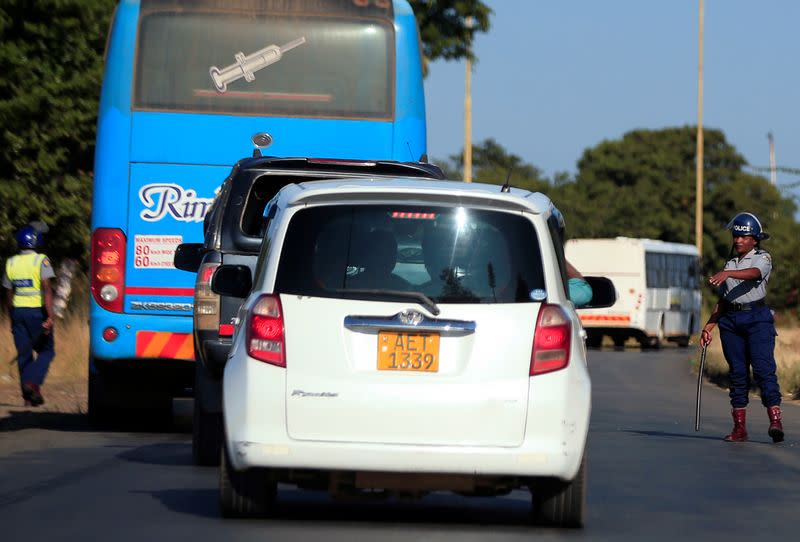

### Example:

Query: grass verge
xmin=1 ymin=309 xmax=88 ymax=384
xmin=692 ymin=325 xmax=800 ymax=401
xmin=2 ymin=308 xmax=798 ymax=402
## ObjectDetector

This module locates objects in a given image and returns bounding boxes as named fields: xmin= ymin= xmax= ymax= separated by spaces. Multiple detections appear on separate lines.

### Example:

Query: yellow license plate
xmin=377 ymin=331 xmax=440 ymax=372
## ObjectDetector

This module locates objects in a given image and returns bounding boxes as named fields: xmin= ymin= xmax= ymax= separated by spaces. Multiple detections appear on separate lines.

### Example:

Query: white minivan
xmin=211 ymin=178 xmax=615 ymax=527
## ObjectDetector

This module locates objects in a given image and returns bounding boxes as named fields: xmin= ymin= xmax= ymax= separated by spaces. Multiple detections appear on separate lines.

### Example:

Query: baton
xmin=695 ymin=344 xmax=708 ymax=431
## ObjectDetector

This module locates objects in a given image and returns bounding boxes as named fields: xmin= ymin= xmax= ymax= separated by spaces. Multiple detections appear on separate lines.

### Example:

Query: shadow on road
xmin=117 ymin=442 xmax=193 ymax=467
xmin=0 ymin=411 xmax=90 ymax=432
xmin=134 ymin=488 xmax=219 ymax=518
xmin=141 ymin=485 xmax=552 ymax=532
xmin=623 ymin=429 xmax=725 ymax=441
xmin=266 ymin=495 xmax=535 ymax=528
xmin=0 ymin=398 xmax=192 ymax=434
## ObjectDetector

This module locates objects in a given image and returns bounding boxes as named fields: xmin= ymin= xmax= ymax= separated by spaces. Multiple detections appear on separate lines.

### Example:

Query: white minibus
xmin=565 ymin=237 xmax=701 ymax=348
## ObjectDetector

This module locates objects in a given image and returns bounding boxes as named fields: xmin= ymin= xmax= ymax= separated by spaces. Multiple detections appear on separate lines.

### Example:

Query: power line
xmin=747 ymin=165 xmax=800 ymax=177
xmin=775 ymin=180 xmax=800 ymax=190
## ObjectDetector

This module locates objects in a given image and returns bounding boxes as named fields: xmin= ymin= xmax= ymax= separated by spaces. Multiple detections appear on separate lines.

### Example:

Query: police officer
xmin=700 ymin=212 xmax=783 ymax=443
xmin=2 ymin=224 xmax=56 ymax=406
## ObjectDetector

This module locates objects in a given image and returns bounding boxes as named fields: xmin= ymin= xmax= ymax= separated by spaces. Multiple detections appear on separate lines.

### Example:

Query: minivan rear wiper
xmin=332 ymin=289 xmax=441 ymax=316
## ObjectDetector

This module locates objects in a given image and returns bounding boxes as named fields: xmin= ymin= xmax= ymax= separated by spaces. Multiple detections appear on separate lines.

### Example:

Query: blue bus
xmin=89 ymin=0 xmax=428 ymax=421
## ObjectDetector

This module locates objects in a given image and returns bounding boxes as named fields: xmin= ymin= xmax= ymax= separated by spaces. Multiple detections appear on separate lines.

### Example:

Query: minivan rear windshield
xmin=275 ymin=205 xmax=545 ymax=304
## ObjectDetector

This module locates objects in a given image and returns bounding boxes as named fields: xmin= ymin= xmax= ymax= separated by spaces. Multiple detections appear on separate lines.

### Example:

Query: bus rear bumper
xmin=90 ymin=309 xmax=194 ymax=360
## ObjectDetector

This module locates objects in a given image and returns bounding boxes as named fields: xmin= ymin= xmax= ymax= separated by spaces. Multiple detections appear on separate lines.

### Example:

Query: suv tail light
xmin=246 ymin=295 xmax=285 ymax=367
xmin=530 ymin=304 xmax=571 ymax=376
xmin=91 ymin=228 xmax=126 ymax=313
xmin=194 ymin=263 xmax=220 ymax=332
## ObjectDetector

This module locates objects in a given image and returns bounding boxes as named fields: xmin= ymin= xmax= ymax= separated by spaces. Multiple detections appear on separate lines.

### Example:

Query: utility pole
xmin=464 ymin=57 xmax=472 ymax=182
xmin=695 ymin=0 xmax=704 ymax=256
xmin=768 ymin=132 xmax=777 ymax=185
xmin=463 ymin=16 xmax=475 ymax=183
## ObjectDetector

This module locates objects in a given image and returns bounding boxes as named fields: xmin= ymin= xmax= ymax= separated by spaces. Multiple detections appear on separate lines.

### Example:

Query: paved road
xmin=0 ymin=347 xmax=797 ymax=541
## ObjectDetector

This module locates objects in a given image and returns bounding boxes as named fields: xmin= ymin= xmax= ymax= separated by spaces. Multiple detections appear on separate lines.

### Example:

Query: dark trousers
xmin=717 ymin=305 xmax=781 ymax=408
xmin=10 ymin=307 xmax=55 ymax=387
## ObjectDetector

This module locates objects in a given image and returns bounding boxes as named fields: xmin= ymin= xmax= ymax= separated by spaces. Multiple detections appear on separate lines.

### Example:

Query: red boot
xmin=28 ymin=384 xmax=44 ymax=407
xmin=724 ymin=408 xmax=748 ymax=442
xmin=767 ymin=406 xmax=784 ymax=443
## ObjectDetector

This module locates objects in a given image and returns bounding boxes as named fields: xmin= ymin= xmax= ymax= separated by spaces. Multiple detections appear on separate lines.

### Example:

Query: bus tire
xmin=640 ymin=319 xmax=664 ymax=349
xmin=220 ymin=444 xmax=276 ymax=519
xmin=89 ymin=365 xmax=172 ymax=430
xmin=612 ymin=335 xmax=626 ymax=348
xmin=143 ymin=395 xmax=174 ymax=430
xmin=88 ymin=369 xmax=112 ymax=428
xmin=532 ymin=455 xmax=586 ymax=528
xmin=676 ymin=318 xmax=693 ymax=348
xmin=585 ymin=332 xmax=602 ymax=348
xmin=643 ymin=335 xmax=662 ymax=349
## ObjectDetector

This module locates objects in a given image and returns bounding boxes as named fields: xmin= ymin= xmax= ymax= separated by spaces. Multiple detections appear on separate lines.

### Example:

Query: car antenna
xmin=500 ymin=166 xmax=513 ymax=192
xmin=406 ymin=141 xmax=414 ymax=161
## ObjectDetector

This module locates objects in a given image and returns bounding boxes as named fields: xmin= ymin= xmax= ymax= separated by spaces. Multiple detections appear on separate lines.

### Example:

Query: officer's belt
xmin=722 ymin=299 xmax=767 ymax=312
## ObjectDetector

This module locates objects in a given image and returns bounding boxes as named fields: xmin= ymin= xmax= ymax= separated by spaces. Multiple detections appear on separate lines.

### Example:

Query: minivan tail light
xmin=91 ymin=228 xmax=126 ymax=313
xmin=530 ymin=304 xmax=571 ymax=376
xmin=247 ymin=295 xmax=285 ymax=367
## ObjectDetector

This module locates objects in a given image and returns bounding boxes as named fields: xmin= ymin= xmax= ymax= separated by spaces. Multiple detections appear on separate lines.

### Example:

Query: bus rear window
xmin=134 ymin=8 xmax=394 ymax=119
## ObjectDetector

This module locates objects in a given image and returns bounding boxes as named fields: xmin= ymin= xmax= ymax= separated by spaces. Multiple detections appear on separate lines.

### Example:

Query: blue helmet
xmin=16 ymin=225 xmax=42 ymax=249
xmin=726 ymin=212 xmax=770 ymax=240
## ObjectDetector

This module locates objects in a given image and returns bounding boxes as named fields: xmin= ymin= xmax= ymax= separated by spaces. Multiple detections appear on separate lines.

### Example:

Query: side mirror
xmin=173 ymin=243 xmax=204 ymax=272
xmin=578 ymin=276 xmax=617 ymax=309
xmin=211 ymin=265 xmax=252 ymax=298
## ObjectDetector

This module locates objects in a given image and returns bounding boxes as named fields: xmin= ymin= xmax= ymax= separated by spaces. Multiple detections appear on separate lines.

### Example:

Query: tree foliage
xmin=556 ymin=127 xmax=800 ymax=308
xmin=438 ymin=128 xmax=800 ymax=308
xmin=3 ymin=3 xmax=797 ymax=310
xmin=438 ymin=138 xmax=551 ymax=193
xmin=409 ymin=0 xmax=492 ymax=75
xmin=0 ymin=0 xmax=488 ymax=268
xmin=0 ymin=0 xmax=116 ymax=264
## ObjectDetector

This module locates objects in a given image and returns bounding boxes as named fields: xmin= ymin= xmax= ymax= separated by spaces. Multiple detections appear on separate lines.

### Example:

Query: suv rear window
xmin=275 ymin=205 xmax=545 ymax=303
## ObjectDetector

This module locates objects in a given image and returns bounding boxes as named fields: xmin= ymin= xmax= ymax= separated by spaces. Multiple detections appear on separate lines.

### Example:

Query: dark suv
xmin=174 ymin=156 xmax=444 ymax=465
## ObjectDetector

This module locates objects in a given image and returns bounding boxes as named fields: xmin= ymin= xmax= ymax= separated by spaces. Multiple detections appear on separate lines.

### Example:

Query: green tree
xmin=0 ymin=0 xmax=116 ymax=264
xmin=409 ymin=0 xmax=492 ymax=75
xmin=0 ymin=1 xmax=489 ymax=269
xmin=567 ymin=127 xmax=800 ymax=308
xmin=437 ymin=138 xmax=552 ymax=193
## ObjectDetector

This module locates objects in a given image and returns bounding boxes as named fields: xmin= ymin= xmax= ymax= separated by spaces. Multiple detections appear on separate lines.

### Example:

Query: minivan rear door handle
xmin=344 ymin=311 xmax=476 ymax=335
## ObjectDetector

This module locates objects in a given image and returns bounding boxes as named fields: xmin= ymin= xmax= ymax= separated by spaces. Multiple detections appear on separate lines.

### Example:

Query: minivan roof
xmin=280 ymin=178 xmax=553 ymax=215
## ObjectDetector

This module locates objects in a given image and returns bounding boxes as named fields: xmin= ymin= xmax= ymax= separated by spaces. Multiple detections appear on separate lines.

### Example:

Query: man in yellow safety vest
xmin=2 ymin=224 xmax=56 ymax=406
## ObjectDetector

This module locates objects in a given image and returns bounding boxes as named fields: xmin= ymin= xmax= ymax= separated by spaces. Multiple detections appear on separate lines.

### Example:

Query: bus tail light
xmin=91 ymin=228 xmax=126 ymax=313
xmin=247 ymin=295 xmax=285 ymax=367
xmin=530 ymin=304 xmax=571 ymax=376
xmin=194 ymin=263 xmax=220 ymax=332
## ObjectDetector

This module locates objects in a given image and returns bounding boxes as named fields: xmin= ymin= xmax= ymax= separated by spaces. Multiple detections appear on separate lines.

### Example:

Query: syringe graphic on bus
xmin=209 ymin=37 xmax=307 ymax=93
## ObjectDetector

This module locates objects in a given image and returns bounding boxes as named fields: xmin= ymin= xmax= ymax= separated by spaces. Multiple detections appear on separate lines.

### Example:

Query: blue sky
xmin=424 ymin=0 xmax=799 ymax=201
